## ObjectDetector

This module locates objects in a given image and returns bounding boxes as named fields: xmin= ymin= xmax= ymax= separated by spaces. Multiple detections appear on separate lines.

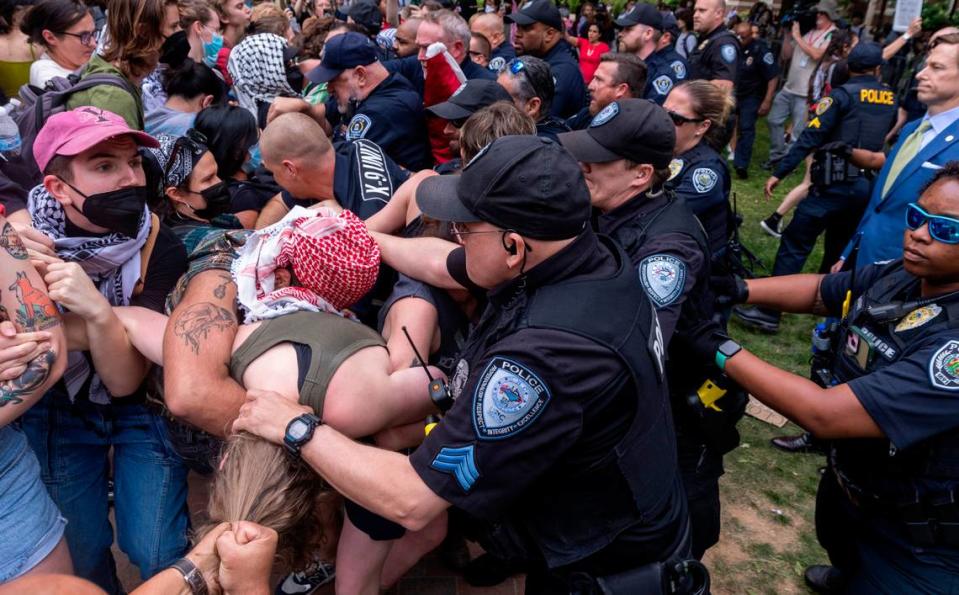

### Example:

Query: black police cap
xmin=416 ymin=136 xmax=590 ymax=240
xmin=506 ymin=0 xmax=564 ymax=32
xmin=847 ymin=41 xmax=884 ymax=72
xmin=427 ymin=80 xmax=514 ymax=121
xmin=614 ymin=3 xmax=663 ymax=30
xmin=558 ymin=99 xmax=675 ymax=169
xmin=346 ymin=0 xmax=383 ymax=34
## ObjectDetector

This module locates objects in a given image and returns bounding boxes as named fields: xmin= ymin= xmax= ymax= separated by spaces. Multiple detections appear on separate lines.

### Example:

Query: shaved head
xmin=471 ymin=12 xmax=505 ymax=46
xmin=260 ymin=113 xmax=332 ymax=164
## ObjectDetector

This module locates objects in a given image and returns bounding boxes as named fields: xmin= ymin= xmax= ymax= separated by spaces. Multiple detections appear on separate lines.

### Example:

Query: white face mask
xmin=485 ymin=5 xmax=496 ymax=12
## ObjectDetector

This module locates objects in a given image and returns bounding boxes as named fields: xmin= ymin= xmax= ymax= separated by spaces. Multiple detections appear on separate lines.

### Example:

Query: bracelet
xmin=171 ymin=558 xmax=208 ymax=595
xmin=902 ymin=32 xmax=912 ymax=41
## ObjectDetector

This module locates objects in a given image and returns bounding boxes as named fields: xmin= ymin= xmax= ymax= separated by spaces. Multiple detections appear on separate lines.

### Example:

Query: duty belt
xmin=831 ymin=460 xmax=959 ymax=548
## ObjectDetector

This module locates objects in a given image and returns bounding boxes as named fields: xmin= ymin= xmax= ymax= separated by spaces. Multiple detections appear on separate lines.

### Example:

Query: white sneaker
xmin=276 ymin=559 xmax=335 ymax=594
xmin=760 ymin=217 xmax=782 ymax=239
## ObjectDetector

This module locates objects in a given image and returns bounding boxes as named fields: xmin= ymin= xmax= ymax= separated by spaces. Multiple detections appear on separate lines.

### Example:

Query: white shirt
xmin=29 ymin=53 xmax=75 ymax=88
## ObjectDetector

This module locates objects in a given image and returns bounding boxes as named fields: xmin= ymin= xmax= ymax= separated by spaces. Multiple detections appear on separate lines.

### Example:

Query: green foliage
xmin=922 ymin=2 xmax=959 ymax=32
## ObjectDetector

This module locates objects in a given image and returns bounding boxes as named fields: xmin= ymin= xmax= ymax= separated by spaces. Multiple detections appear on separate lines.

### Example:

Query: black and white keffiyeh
xmin=28 ymin=184 xmax=152 ymax=403
xmin=147 ymin=133 xmax=206 ymax=189
xmin=227 ymin=33 xmax=296 ymax=116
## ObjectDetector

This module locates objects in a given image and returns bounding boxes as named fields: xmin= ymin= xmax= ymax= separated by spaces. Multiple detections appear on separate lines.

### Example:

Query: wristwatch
xmin=284 ymin=413 xmax=322 ymax=458
xmin=171 ymin=558 xmax=208 ymax=595
xmin=715 ymin=339 xmax=742 ymax=370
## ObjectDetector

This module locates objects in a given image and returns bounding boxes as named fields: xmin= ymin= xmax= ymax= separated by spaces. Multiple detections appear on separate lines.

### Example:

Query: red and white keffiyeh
xmin=232 ymin=206 xmax=380 ymax=323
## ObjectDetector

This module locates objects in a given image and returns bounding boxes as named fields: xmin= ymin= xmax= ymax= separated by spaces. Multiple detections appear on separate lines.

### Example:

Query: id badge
xmin=844 ymin=326 xmax=873 ymax=370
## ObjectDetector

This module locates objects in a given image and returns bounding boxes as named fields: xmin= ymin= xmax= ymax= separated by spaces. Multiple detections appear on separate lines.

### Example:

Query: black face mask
xmin=65 ymin=182 xmax=147 ymax=238
xmin=193 ymin=181 xmax=232 ymax=220
xmin=286 ymin=66 xmax=305 ymax=94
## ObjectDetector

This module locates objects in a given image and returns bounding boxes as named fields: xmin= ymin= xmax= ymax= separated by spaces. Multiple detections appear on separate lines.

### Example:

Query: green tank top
xmin=229 ymin=311 xmax=385 ymax=418
xmin=0 ymin=59 xmax=31 ymax=98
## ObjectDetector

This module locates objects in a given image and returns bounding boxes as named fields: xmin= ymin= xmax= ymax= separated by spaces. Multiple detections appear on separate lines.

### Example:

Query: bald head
xmin=693 ymin=0 xmax=725 ymax=34
xmin=261 ymin=113 xmax=333 ymax=165
xmin=471 ymin=12 xmax=505 ymax=47
xmin=395 ymin=17 xmax=422 ymax=57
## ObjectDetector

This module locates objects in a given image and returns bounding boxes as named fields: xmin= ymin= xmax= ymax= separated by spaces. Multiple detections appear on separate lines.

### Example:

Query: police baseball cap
xmin=416 ymin=136 xmax=590 ymax=240
xmin=661 ymin=11 xmax=680 ymax=39
xmin=344 ymin=0 xmax=382 ymax=34
xmin=307 ymin=32 xmax=378 ymax=83
xmin=558 ymin=99 xmax=675 ymax=168
xmin=427 ymin=80 xmax=513 ymax=121
xmin=506 ymin=0 xmax=564 ymax=32
xmin=846 ymin=41 xmax=884 ymax=71
xmin=614 ymin=3 xmax=662 ymax=30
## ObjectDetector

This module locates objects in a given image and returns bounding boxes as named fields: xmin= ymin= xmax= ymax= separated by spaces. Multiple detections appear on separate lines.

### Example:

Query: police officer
xmin=497 ymin=56 xmax=571 ymax=141
xmin=278 ymin=32 xmax=432 ymax=171
xmin=234 ymin=136 xmax=696 ymax=593
xmin=735 ymin=43 xmax=897 ymax=333
xmin=663 ymin=80 xmax=733 ymax=257
xmin=732 ymin=20 xmax=779 ymax=180
xmin=687 ymin=0 xmax=738 ymax=94
xmin=615 ymin=3 xmax=688 ymax=106
xmin=507 ymin=0 xmax=588 ymax=118
xmin=471 ymin=12 xmax=516 ymax=72
xmin=426 ymin=79 xmax=514 ymax=173
xmin=560 ymin=99 xmax=744 ymax=558
xmin=681 ymin=163 xmax=959 ymax=593
xmin=256 ymin=113 xmax=409 ymax=226
xmin=565 ymin=53 xmax=647 ymax=131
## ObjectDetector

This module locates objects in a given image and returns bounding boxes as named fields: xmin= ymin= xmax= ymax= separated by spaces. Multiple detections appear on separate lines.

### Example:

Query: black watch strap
xmin=284 ymin=413 xmax=321 ymax=458
xmin=171 ymin=558 xmax=207 ymax=595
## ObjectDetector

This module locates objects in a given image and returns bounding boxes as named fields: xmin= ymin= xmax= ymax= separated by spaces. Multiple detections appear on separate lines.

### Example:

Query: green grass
xmin=705 ymin=119 xmax=829 ymax=594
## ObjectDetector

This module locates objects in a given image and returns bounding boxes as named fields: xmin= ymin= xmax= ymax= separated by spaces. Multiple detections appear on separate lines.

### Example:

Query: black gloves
xmin=710 ymin=274 xmax=749 ymax=306
xmin=674 ymin=319 xmax=732 ymax=367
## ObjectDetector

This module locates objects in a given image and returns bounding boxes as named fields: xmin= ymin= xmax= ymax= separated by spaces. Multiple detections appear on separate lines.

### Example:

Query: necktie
xmin=882 ymin=119 xmax=932 ymax=198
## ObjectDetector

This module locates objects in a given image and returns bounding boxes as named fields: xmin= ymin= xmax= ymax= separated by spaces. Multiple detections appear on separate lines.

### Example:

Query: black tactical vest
xmin=461 ymin=235 xmax=683 ymax=568
xmin=831 ymin=262 xmax=959 ymax=510
xmin=827 ymin=76 xmax=898 ymax=151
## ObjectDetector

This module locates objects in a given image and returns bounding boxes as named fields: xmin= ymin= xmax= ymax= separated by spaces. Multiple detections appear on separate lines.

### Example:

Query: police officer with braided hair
xmin=234 ymin=136 xmax=706 ymax=594
xmin=736 ymin=43 xmax=898 ymax=333
xmin=560 ymin=99 xmax=745 ymax=559
xmin=679 ymin=162 xmax=959 ymax=593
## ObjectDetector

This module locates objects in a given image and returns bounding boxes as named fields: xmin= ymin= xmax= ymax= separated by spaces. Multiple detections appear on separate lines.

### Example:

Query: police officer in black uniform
xmin=234 ymin=136 xmax=700 ymax=594
xmin=732 ymin=20 xmax=779 ymax=180
xmin=736 ymin=43 xmax=897 ymax=333
xmin=506 ymin=0 xmax=588 ymax=118
xmin=681 ymin=163 xmax=959 ymax=593
xmin=560 ymin=99 xmax=745 ymax=558
xmin=427 ymin=79 xmax=514 ymax=173
xmin=686 ymin=0 xmax=738 ymax=92
xmin=304 ymin=32 xmax=432 ymax=171
xmin=615 ymin=5 xmax=688 ymax=106
xmin=497 ymin=56 xmax=571 ymax=142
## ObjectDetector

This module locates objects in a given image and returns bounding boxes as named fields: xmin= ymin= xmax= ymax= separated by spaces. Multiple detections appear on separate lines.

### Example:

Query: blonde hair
xmin=459 ymin=101 xmax=536 ymax=161
xmin=675 ymin=80 xmax=736 ymax=152
xmin=197 ymin=433 xmax=330 ymax=569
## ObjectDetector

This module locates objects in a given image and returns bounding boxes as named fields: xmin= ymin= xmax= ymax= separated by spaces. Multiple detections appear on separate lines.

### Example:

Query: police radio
xmin=400 ymin=326 xmax=453 ymax=436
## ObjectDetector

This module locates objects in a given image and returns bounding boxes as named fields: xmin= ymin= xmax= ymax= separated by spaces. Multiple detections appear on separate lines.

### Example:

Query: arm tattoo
xmin=0 ymin=223 xmax=28 ymax=260
xmin=0 ymin=349 xmax=55 ymax=407
xmin=213 ymin=274 xmax=232 ymax=300
xmin=174 ymin=302 xmax=237 ymax=355
xmin=9 ymin=272 xmax=60 ymax=330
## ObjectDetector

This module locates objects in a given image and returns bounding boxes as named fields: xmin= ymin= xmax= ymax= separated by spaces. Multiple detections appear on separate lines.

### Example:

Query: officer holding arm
xmin=234 ymin=136 xmax=700 ymax=593
xmin=681 ymin=163 xmax=959 ymax=593
xmin=736 ymin=43 xmax=898 ymax=333
xmin=560 ymin=99 xmax=745 ymax=558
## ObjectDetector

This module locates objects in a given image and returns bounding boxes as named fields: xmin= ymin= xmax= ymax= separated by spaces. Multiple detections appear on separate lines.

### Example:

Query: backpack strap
xmin=133 ymin=214 xmax=161 ymax=297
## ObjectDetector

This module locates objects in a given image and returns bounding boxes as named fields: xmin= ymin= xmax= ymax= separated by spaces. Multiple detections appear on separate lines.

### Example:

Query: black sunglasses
xmin=667 ymin=110 xmax=705 ymax=126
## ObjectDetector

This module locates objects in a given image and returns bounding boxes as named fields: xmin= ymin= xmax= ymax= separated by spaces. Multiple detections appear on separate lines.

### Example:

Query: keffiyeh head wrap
xmin=232 ymin=206 xmax=380 ymax=323
xmin=28 ymin=184 xmax=152 ymax=404
xmin=228 ymin=33 xmax=296 ymax=116
xmin=146 ymin=132 xmax=209 ymax=189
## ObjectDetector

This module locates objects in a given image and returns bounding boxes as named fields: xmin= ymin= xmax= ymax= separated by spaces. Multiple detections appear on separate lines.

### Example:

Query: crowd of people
xmin=0 ymin=0 xmax=958 ymax=593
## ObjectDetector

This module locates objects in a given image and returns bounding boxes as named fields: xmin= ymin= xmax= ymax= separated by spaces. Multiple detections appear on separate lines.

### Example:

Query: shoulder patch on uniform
xmin=346 ymin=114 xmax=372 ymax=140
xmin=639 ymin=254 xmax=687 ymax=308
xmin=668 ymin=158 xmax=684 ymax=181
xmin=591 ymin=102 xmax=619 ymax=126
xmin=670 ymin=60 xmax=686 ymax=79
xmin=472 ymin=357 xmax=551 ymax=440
xmin=807 ymin=116 xmax=821 ymax=129
xmin=352 ymin=139 xmax=394 ymax=204
xmin=488 ymin=56 xmax=505 ymax=72
xmin=929 ymin=340 xmax=959 ymax=391
xmin=721 ymin=44 xmax=737 ymax=64
xmin=763 ymin=52 xmax=774 ymax=65
xmin=652 ymin=75 xmax=673 ymax=96
xmin=815 ymin=97 xmax=833 ymax=115
xmin=431 ymin=445 xmax=480 ymax=492
xmin=692 ymin=167 xmax=718 ymax=193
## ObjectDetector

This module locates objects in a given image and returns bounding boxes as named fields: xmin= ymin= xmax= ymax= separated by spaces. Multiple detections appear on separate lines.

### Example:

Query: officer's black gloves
xmin=710 ymin=274 xmax=749 ymax=306
xmin=820 ymin=141 xmax=852 ymax=158
xmin=674 ymin=319 xmax=732 ymax=367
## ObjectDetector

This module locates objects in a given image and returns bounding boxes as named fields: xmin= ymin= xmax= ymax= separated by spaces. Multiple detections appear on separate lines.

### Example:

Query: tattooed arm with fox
xmin=0 ymin=217 xmax=66 ymax=427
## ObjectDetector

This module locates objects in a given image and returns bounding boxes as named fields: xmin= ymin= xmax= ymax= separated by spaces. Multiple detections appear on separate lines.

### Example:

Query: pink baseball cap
xmin=33 ymin=106 xmax=159 ymax=173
